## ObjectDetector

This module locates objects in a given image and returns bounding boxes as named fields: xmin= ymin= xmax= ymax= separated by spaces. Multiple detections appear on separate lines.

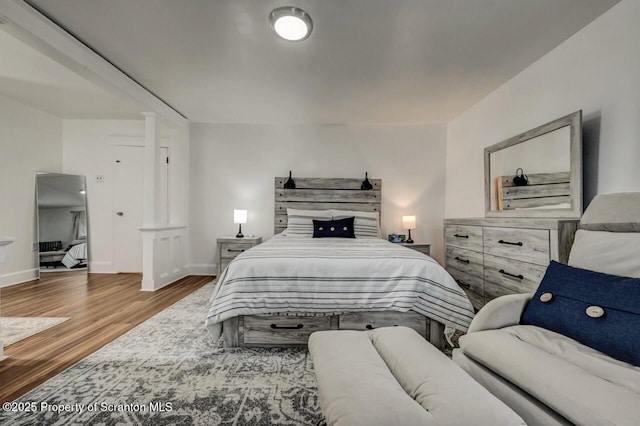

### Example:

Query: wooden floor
xmin=0 ymin=273 xmax=212 ymax=403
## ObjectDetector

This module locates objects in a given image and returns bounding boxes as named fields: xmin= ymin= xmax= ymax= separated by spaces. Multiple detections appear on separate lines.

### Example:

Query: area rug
xmin=0 ymin=282 xmax=322 ymax=425
xmin=1 ymin=317 xmax=70 ymax=346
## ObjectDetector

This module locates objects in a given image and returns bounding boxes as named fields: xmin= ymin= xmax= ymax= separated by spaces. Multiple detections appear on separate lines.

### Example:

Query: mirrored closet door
xmin=36 ymin=173 xmax=89 ymax=277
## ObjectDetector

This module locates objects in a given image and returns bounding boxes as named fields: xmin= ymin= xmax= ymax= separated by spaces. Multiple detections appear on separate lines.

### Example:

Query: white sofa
xmin=309 ymin=326 xmax=525 ymax=426
xmin=453 ymin=193 xmax=640 ymax=426
xmin=453 ymin=294 xmax=640 ymax=425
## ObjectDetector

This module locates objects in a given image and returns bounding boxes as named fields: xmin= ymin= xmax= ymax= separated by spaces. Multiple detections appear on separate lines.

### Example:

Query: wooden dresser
xmin=444 ymin=218 xmax=578 ymax=310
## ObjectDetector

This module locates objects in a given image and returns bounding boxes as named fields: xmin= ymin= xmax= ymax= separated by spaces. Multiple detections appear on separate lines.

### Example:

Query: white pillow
xmin=285 ymin=208 xmax=332 ymax=237
xmin=331 ymin=209 xmax=381 ymax=239
xmin=568 ymin=230 xmax=640 ymax=278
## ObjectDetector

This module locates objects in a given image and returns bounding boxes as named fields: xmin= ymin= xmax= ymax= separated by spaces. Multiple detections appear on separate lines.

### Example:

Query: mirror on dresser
xmin=484 ymin=111 xmax=582 ymax=218
xmin=36 ymin=173 xmax=89 ymax=278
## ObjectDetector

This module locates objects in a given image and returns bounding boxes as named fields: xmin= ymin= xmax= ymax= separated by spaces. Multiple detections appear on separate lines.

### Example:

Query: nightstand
xmin=216 ymin=236 xmax=262 ymax=278
xmin=400 ymin=242 xmax=431 ymax=256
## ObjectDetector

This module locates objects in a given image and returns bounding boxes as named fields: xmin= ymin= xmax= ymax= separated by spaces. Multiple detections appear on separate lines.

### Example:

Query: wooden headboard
xmin=498 ymin=171 xmax=571 ymax=210
xmin=274 ymin=177 xmax=382 ymax=234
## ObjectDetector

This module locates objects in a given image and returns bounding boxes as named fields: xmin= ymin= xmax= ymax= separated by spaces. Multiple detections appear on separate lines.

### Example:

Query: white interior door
xmin=113 ymin=146 xmax=169 ymax=273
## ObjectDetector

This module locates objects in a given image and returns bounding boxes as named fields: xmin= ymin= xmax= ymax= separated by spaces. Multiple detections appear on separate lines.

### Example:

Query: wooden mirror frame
xmin=484 ymin=110 xmax=582 ymax=218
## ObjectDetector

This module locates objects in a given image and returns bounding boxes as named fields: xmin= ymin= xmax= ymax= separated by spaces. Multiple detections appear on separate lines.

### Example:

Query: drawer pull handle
xmin=458 ymin=281 xmax=471 ymax=290
xmin=454 ymin=256 xmax=470 ymax=264
xmin=270 ymin=323 xmax=303 ymax=330
xmin=498 ymin=239 xmax=523 ymax=247
xmin=499 ymin=269 xmax=524 ymax=280
xmin=454 ymin=234 xmax=469 ymax=239
xmin=227 ymin=249 xmax=246 ymax=253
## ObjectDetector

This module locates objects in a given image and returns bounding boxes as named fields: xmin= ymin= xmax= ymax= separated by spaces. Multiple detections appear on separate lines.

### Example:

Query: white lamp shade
xmin=234 ymin=209 xmax=248 ymax=224
xmin=402 ymin=215 xmax=416 ymax=230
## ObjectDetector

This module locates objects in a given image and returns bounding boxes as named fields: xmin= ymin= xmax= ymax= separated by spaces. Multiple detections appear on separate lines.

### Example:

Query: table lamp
xmin=402 ymin=215 xmax=416 ymax=244
xmin=234 ymin=209 xmax=247 ymax=238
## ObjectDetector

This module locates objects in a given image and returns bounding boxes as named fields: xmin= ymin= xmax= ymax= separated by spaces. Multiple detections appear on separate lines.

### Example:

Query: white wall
xmin=63 ymin=119 xmax=190 ymax=273
xmin=63 ymin=119 xmax=145 ymax=272
xmin=0 ymin=94 xmax=62 ymax=286
xmin=445 ymin=0 xmax=640 ymax=218
xmin=189 ymin=123 xmax=447 ymax=273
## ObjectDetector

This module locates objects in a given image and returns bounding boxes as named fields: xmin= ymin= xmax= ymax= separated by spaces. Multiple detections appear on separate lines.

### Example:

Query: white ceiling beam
xmin=0 ymin=0 xmax=188 ymax=128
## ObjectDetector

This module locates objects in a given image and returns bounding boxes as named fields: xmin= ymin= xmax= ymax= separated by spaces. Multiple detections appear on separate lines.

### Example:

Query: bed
xmin=205 ymin=177 xmax=475 ymax=348
xmin=61 ymin=242 xmax=87 ymax=268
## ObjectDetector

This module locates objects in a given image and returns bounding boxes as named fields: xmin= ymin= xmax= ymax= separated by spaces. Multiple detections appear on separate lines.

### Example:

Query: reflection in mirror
xmin=36 ymin=173 xmax=88 ymax=277
xmin=490 ymin=126 xmax=571 ymax=211
xmin=484 ymin=111 xmax=582 ymax=218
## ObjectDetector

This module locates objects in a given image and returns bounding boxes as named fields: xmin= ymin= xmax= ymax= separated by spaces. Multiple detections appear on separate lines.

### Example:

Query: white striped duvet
xmin=205 ymin=235 xmax=475 ymax=340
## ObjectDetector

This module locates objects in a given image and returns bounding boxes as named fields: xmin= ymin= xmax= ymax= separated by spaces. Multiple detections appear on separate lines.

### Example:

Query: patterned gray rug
xmin=1 ymin=317 xmax=70 ymax=346
xmin=0 ymin=282 xmax=322 ymax=425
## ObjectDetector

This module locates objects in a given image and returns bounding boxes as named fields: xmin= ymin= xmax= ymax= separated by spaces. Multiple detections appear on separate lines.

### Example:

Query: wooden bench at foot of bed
xmin=222 ymin=311 xmax=446 ymax=350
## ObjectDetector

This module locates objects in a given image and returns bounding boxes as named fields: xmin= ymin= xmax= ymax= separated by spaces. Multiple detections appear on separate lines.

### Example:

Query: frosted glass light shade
xmin=234 ymin=209 xmax=248 ymax=224
xmin=402 ymin=215 xmax=416 ymax=230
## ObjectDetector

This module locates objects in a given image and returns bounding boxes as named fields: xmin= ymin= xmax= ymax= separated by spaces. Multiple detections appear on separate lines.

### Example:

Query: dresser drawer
xmin=340 ymin=311 xmax=427 ymax=337
xmin=484 ymin=254 xmax=547 ymax=294
xmin=483 ymin=227 xmax=550 ymax=266
xmin=445 ymin=225 xmax=483 ymax=252
xmin=446 ymin=246 xmax=483 ymax=277
xmin=447 ymin=266 xmax=483 ymax=294
xmin=447 ymin=267 xmax=484 ymax=310
xmin=220 ymin=243 xmax=253 ymax=259
xmin=242 ymin=315 xmax=332 ymax=345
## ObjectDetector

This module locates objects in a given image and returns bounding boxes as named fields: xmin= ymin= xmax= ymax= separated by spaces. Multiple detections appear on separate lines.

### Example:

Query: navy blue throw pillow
xmin=521 ymin=261 xmax=640 ymax=366
xmin=312 ymin=217 xmax=355 ymax=238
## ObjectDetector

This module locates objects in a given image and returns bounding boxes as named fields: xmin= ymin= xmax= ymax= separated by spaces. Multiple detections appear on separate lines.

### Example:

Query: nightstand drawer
xmin=483 ymin=227 xmax=550 ymax=266
xmin=220 ymin=243 xmax=253 ymax=259
xmin=242 ymin=315 xmax=332 ymax=345
xmin=446 ymin=246 xmax=483 ymax=277
xmin=401 ymin=243 xmax=431 ymax=256
xmin=217 ymin=236 xmax=262 ymax=278
xmin=483 ymin=254 xmax=546 ymax=294
xmin=445 ymin=225 xmax=483 ymax=252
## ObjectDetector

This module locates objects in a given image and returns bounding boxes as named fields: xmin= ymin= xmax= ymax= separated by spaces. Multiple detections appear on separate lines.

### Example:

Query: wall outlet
xmin=96 ymin=175 xmax=104 ymax=183
xmin=32 ymin=242 xmax=38 ymax=252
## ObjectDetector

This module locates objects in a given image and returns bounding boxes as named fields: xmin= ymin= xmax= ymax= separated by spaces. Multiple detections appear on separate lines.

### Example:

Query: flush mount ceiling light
xmin=269 ymin=6 xmax=313 ymax=41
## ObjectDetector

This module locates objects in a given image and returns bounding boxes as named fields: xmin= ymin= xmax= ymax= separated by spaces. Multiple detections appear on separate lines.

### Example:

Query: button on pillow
xmin=313 ymin=217 xmax=355 ymax=238
xmin=521 ymin=261 xmax=640 ymax=366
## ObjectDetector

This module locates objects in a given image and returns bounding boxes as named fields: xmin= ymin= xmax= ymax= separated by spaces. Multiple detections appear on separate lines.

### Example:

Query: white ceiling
xmin=0 ymin=29 xmax=144 ymax=119
xmin=21 ymin=0 xmax=620 ymax=124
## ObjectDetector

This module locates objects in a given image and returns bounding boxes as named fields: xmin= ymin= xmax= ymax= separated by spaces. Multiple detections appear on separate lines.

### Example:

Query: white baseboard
xmin=185 ymin=263 xmax=215 ymax=276
xmin=0 ymin=268 xmax=38 ymax=288
xmin=88 ymin=261 xmax=116 ymax=274
xmin=141 ymin=272 xmax=190 ymax=292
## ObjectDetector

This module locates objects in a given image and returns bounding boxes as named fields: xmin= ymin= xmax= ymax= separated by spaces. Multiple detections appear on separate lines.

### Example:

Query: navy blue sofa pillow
xmin=312 ymin=217 xmax=355 ymax=238
xmin=521 ymin=261 xmax=640 ymax=366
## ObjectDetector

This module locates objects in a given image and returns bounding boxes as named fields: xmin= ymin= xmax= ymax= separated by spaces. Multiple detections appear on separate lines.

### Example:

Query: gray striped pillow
xmin=331 ymin=209 xmax=381 ymax=238
xmin=285 ymin=208 xmax=332 ymax=237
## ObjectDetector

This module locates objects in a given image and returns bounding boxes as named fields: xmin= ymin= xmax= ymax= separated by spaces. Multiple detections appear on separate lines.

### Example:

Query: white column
xmin=139 ymin=114 xmax=187 ymax=291
xmin=142 ymin=112 xmax=162 ymax=227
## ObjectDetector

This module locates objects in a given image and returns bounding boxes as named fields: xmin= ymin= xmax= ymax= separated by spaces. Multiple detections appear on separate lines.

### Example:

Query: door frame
xmin=109 ymin=135 xmax=171 ymax=273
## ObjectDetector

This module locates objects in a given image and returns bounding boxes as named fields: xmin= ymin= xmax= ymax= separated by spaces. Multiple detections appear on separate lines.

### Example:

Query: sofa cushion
xmin=521 ymin=261 xmax=640 ymax=366
xmin=569 ymin=230 xmax=640 ymax=278
xmin=309 ymin=330 xmax=436 ymax=426
xmin=460 ymin=325 xmax=640 ymax=426
xmin=579 ymin=192 xmax=640 ymax=232
xmin=310 ymin=327 xmax=525 ymax=426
